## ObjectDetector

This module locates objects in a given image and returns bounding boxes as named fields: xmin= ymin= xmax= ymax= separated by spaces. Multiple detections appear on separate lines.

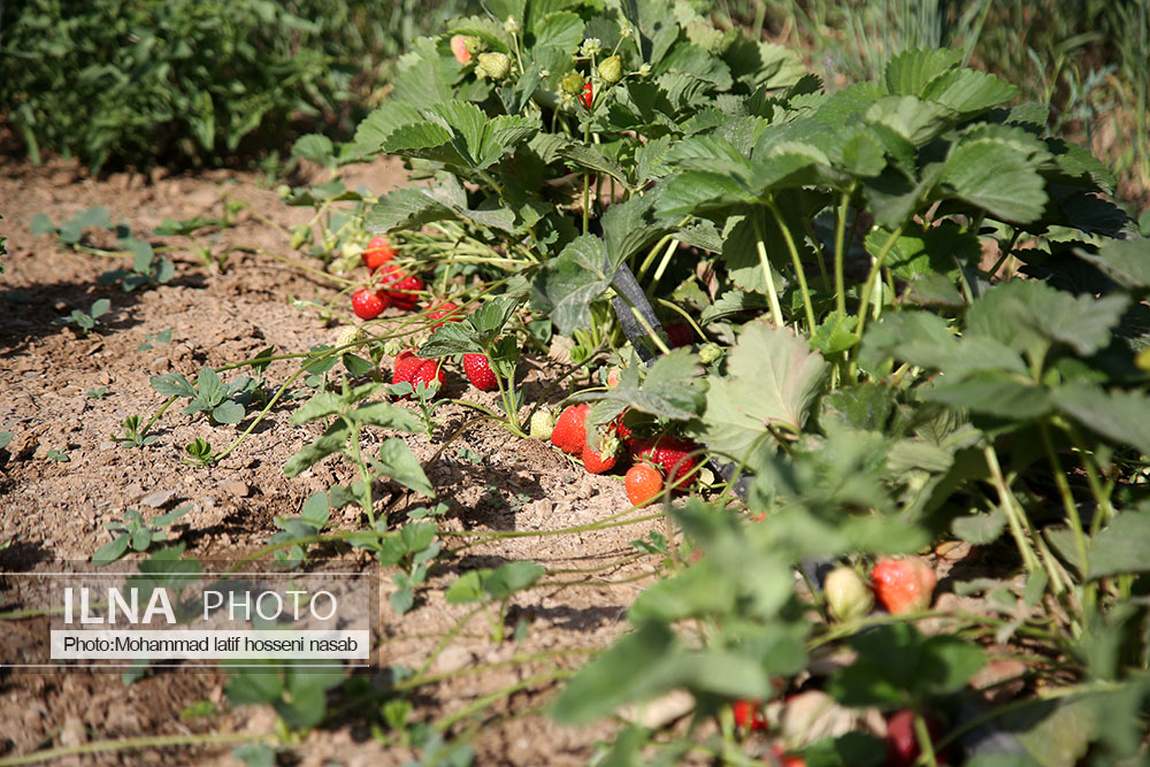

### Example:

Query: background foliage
xmin=0 ymin=0 xmax=474 ymax=171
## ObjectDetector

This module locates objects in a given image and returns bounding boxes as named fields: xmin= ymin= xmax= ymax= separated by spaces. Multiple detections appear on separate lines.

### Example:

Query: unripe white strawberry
xmin=824 ymin=566 xmax=875 ymax=622
xmin=529 ymin=408 xmax=556 ymax=440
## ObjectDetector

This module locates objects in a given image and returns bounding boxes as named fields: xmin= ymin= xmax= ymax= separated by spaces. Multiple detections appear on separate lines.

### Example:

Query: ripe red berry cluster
xmin=548 ymin=404 xmax=702 ymax=506
xmin=381 ymin=301 xmax=513 ymax=399
xmin=351 ymin=236 xmax=427 ymax=320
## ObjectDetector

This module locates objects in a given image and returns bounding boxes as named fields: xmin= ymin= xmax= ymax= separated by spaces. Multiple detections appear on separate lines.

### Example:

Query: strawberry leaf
xmin=530 ymin=234 xmax=611 ymax=335
xmin=939 ymin=139 xmax=1047 ymax=223
xmin=575 ymin=348 xmax=706 ymax=421
xmin=699 ymin=323 xmax=826 ymax=473
xmin=1051 ymin=383 xmax=1150 ymax=456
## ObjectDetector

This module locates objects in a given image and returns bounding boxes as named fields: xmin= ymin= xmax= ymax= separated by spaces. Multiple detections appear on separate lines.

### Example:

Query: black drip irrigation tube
xmin=605 ymin=258 xmax=1024 ymax=760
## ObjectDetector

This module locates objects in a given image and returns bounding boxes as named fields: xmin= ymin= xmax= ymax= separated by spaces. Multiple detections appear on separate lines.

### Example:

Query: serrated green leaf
xmin=347 ymin=103 xmax=423 ymax=156
xmin=289 ymin=391 xmax=344 ymax=425
xmin=1051 ymin=383 xmax=1150 ymax=456
xmin=283 ymin=421 xmax=351 ymax=477
xmin=224 ymin=664 xmax=283 ymax=705
xmin=602 ymin=193 xmax=671 ymax=267
xmin=484 ymin=560 xmax=545 ymax=599
xmin=839 ymin=128 xmax=887 ymax=177
xmin=447 ymin=15 xmax=514 ymax=51
xmin=93 ymin=535 xmax=130 ymax=566
xmin=810 ymin=314 xmax=859 ymax=355
xmin=367 ymin=179 xmax=516 ymax=235
xmin=381 ymin=121 xmax=456 ymax=163
xmin=940 ymin=140 xmax=1047 ymax=223
xmin=628 ymin=561 xmax=736 ymax=623
xmin=883 ymin=48 xmax=962 ymax=97
xmin=341 ymin=353 xmax=373 ymax=377
xmin=30 ymin=213 xmax=55 ymax=236
xmin=279 ymin=663 xmax=344 ymax=729
xmin=1084 ymin=509 xmax=1150 ymax=579
xmin=353 ymin=402 xmax=422 ymax=432
xmin=419 ymin=322 xmax=481 ymax=357
xmin=196 ymin=367 xmax=225 ymax=407
xmin=559 ymin=143 xmax=630 ymax=187
xmin=700 ymin=323 xmax=826 ymax=472
xmin=865 ymin=95 xmax=953 ymax=147
xmin=533 ymin=10 xmax=583 ymax=52
xmin=922 ymin=68 xmax=1017 ymax=115
xmin=576 ymin=348 xmax=706 ymax=421
xmin=300 ymin=491 xmax=330 ymax=529
xmin=657 ymin=171 xmax=759 ymax=218
xmin=529 ymin=234 xmax=610 ymax=335
xmin=871 ymin=221 xmax=980 ymax=282
xmin=952 ymin=508 xmax=1007 ymax=545
xmin=922 ymin=373 xmax=1051 ymax=420
xmin=967 ymin=279 xmax=1128 ymax=358
xmin=445 ymin=569 xmax=487 ymax=604
xmin=1075 ymin=237 xmax=1150 ymax=289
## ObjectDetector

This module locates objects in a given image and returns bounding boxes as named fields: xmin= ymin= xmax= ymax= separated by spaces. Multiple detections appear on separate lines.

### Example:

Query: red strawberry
xmin=551 ymin=404 xmax=590 ymax=455
xmin=884 ymin=709 xmax=947 ymax=767
xmin=732 ymin=699 xmax=768 ymax=731
xmin=579 ymin=82 xmax=593 ymax=109
xmin=352 ymin=289 xmax=389 ymax=320
xmin=363 ymin=236 xmax=396 ymax=271
xmin=770 ymin=745 xmax=806 ymax=767
xmin=378 ymin=265 xmax=424 ymax=310
xmin=629 ymin=436 xmax=700 ymax=490
xmin=625 ymin=463 xmax=663 ymax=506
xmin=613 ymin=411 xmax=634 ymax=444
xmin=581 ymin=442 xmax=617 ymax=474
xmin=392 ymin=350 xmax=425 ymax=385
xmin=410 ymin=359 xmax=445 ymax=396
xmin=463 ymin=353 xmax=498 ymax=392
xmin=427 ymin=301 xmax=462 ymax=329
xmin=664 ymin=322 xmax=693 ymax=348
xmin=871 ymin=557 xmax=937 ymax=616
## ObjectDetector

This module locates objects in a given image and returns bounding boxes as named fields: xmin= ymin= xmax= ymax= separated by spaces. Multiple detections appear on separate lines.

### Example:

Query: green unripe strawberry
xmin=824 ymin=566 xmax=874 ymax=622
xmin=477 ymin=51 xmax=511 ymax=80
xmin=561 ymin=71 xmax=585 ymax=96
xmin=598 ymin=55 xmax=623 ymax=84
xmin=529 ymin=408 xmax=556 ymax=440
xmin=698 ymin=342 xmax=723 ymax=365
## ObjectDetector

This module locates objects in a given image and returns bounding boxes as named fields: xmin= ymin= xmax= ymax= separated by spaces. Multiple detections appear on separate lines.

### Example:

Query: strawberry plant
xmin=285 ymin=0 xmax=1150 ymax=760
xmin=54 ymin=0 xmax=1149 ymax=760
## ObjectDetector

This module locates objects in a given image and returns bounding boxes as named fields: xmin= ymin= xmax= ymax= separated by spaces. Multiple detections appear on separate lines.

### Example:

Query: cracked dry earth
xmin=0 ymin=156 xmax=668 ymax=765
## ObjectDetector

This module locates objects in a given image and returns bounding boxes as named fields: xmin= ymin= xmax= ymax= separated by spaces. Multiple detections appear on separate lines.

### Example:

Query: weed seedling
xmin=111 ymin=415 xmax=158 ymax=448
xmin=183 ymin=437 xmax=214 ymax=466
xmin=46 ymin=449 xmax=70 ymax=463
xmin=138 ymin=328 xmax=172 ymax=351
xmin=93 ymin=504 xmax=193 ymax=565
xmin=86 ymin=386 xmax=108 ymax=399
xmin=56 ymin=298 xmax=110 ymax=337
